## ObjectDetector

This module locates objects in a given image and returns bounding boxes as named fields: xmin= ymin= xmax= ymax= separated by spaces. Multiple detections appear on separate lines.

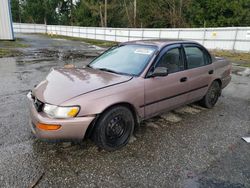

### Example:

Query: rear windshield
xmin=89 ymin=44 xmax=157 ymax=76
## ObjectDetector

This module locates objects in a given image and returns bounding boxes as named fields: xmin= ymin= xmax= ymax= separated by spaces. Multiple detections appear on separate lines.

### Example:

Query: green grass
xmin=211 ymin=50 xmax=250 ymax=68
xmin=0 ymin=49 xmax=11 ymax=57
xmin=239 ymin=63 xmax=250 ymax=68
xmin=0 ymin=38 xmax=29 ymax=48
xmin=46 ymin=34 xmax=118 ymax=47
xmin=0 ymin=48 xmax=21 ymax=58
xmin=0 ymin=38 xmax=28 ymax=58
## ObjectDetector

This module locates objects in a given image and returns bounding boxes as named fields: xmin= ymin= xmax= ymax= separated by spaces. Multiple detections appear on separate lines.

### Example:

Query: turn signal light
xmin=37 ymin=123 xmax=61 ymax=130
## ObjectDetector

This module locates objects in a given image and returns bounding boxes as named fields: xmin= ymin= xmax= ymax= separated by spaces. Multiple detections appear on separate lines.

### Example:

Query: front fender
xmin=61 ymin=77 xmax=145 ymax=118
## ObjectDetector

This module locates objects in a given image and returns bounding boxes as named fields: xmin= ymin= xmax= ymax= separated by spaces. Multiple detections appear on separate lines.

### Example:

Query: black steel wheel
xmin=91 ymin=106 xmax=134 ymax=151
xmin=200 ymin=81 xmax=221 ymax=108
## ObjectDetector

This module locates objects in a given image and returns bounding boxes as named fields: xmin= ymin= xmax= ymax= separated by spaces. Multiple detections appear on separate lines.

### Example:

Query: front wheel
xmin=91 ymin=106 xmax=135 ymax=151
xmin=200 ymin=81 xmax=221 ymax=108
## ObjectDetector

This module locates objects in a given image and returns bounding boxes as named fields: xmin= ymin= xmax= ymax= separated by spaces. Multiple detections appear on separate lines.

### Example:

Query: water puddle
xmin=232 ymin=67 xmax=250 ymax=77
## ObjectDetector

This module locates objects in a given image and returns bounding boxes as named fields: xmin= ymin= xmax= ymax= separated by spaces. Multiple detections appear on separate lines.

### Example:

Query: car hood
xmin=33 ymin=67 xmax=132 ymax=105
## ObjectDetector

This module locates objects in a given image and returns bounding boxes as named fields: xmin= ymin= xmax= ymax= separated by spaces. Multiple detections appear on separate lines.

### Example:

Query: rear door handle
xmin=208 ymin=70 xmax=214 ymax=74
xmin=180 ymin=77 xmax=187 ymax=82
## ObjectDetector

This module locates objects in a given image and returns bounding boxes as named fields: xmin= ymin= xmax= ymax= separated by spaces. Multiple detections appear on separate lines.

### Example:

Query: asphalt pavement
xmin=0 ymin=34 xmax=249 ymax=188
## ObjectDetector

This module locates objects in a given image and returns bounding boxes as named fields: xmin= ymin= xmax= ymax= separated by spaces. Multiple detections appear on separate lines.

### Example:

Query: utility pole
xmin=134 ymin=0 xmax=136 ymax=27
xmin=99 ymin=4 xmax=104 ymax=27
xmin=124 ymin=0 xmax=132 ymax=27
xmin=104 ymin=0 xmax=107 ymax=27
xmin=179 ymin=0 xmax=183 ymax=27
xmin=70 ymin=0 xmax=74 ymax=26
xmin=179 ymin=0 xmax=182 ymax=17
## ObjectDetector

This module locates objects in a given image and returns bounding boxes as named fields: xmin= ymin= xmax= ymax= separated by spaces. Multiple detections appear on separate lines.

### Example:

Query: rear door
xmin=143 ymin=44 xmax=190 ymax=118
xmin=182 ymin=44 xmax=214 ymax=102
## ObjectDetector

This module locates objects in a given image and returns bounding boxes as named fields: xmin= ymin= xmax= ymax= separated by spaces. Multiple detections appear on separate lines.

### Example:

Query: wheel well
xmin=84 ymin=102 xmax=140 ymax=139
xmin=213 ymin=79 xmax=222 ymax=88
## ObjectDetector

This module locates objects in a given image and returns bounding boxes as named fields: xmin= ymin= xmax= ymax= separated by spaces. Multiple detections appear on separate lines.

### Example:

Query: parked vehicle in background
xmin=27 ymin=40 xmax=231 ymax=151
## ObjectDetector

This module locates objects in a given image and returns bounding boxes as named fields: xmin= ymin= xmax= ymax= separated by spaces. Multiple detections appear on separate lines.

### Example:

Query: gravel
xmin=0 ymin=34 xmax=249 ymax=188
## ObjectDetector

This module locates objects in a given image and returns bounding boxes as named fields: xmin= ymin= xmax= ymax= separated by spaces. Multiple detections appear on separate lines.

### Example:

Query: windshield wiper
xmin=86 ymin=65 xmax=119 ymax=74
xmin=97 ymin=68 xmax=120 ymax=74
xmin=91 ymin=67 xmax=133 ymax=76
xmin=86 ymin=64 xmax=92 ymax=68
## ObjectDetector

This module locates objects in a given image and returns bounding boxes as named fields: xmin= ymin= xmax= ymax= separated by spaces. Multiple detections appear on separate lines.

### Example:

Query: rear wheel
xmin=91 ymin=106 xmax=134 ymax=151
xmin=200 ymin=81 xmax=221 ymax=108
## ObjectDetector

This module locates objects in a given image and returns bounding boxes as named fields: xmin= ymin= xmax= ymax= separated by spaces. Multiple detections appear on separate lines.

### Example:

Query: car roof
xmin=121 ymin=39 xmax=199 ymax=49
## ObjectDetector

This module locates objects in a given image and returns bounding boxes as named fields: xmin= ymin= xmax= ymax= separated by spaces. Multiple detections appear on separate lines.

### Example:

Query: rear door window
xmin=184 ymin=46 xmax=209 ymax=69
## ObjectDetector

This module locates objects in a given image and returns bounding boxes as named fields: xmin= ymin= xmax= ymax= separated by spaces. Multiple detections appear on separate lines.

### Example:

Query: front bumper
xmin=27 ymin=92 xmax=95 ymax=140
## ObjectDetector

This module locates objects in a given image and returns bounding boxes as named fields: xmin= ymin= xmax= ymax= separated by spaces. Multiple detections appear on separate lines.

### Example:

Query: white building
xmin=0 ymin=0 xmax=14 ymax=40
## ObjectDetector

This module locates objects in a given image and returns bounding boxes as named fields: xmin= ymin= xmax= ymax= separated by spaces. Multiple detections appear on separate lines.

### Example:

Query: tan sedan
xmin=27 ymin=40 xmax=231 ymax=151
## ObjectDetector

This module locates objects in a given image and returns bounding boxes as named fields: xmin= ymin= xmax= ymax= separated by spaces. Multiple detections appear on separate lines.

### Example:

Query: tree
xmin=71 ymin=0 xmax=99 ymax=26
xmin=11 ymin=0 xmax=22 ymax=23
xmin=137 ymin=0 xmax=190 ymax=28
xmin=185 ymin=0 xmax=250 ymax=27
xmin=10 ymin=0 xmax=250 ymax=28
xmin=20 ymin=0 xmax=61 ymax=24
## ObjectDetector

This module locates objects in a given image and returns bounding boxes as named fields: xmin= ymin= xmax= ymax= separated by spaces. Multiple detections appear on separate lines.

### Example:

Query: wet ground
xmin=0 ymin=34 xmax=249 ymax=188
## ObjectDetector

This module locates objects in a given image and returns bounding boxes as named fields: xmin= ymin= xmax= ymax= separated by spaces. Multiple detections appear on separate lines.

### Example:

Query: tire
xmin=200 ymin=81 xmax=221 ymax=108
xmin=91 ymin=106 xmax=135 ymax=151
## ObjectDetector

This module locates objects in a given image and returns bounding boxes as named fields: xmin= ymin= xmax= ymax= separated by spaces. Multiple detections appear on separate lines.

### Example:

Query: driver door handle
xmin=208 ymin=70 xmax=214 ymax=74
xmin=180 ymin=77 xmax=187 ymax=82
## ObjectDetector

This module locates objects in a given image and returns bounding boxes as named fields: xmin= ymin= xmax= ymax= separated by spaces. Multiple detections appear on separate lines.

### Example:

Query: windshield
xmin=88 ymin=44 xmax=157 ymax=76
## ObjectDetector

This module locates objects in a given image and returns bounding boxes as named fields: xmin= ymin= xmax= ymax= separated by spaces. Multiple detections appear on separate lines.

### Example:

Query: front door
xmin=143 ymin=44 xmax=190 ymax=118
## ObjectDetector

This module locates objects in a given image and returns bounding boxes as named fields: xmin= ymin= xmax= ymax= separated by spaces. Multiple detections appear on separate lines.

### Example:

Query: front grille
xmin=31 ymin=94 xmax=44 ymax=112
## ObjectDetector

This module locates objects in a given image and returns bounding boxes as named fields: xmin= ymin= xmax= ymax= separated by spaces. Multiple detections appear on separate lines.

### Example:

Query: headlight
xmin=43 ymin=104 xmax=80 ymax=119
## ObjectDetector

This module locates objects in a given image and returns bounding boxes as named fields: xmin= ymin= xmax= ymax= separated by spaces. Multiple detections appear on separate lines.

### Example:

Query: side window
xmin=156 ymin=48 xmax=184 ymax=74
xmin=184 ymin=46 xmax=209 ymax=69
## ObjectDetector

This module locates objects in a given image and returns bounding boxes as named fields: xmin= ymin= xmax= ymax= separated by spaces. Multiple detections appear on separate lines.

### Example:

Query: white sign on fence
xmin=246 ymin=31 xmax=250 ymax=39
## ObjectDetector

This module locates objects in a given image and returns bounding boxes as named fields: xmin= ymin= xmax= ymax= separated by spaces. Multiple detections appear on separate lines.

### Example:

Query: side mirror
xmin=149 ymin=67 xmax=168 ymax=77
